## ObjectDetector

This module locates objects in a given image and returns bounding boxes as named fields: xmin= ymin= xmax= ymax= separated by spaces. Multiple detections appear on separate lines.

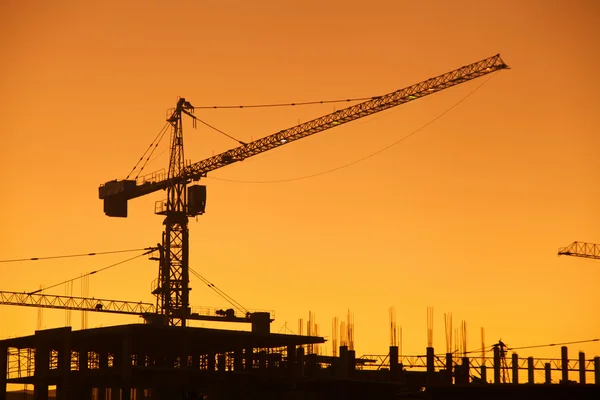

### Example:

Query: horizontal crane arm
xmin=558 ymin=241 xmax=600 ymax=260
xmin=0 ymin=290 xmax=156 ymax=315
xmin=0 ymin=290 xmax=272 ymax=323
xmin=99 ymin=54 xmax=508 ymax=206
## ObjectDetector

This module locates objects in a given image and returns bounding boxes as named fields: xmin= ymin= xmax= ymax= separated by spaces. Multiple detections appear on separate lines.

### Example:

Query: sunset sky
xmin=1 ymin=0 xmax=599 ymax=367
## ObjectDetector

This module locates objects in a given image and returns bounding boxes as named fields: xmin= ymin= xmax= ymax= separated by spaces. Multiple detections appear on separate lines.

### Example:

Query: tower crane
xmin=1 ymin=55 xmax=509 ymax=330
xmin=99 ymin=54 xmax=508 ymax=327
xmin=558 ymin=241 xmax=600 ymax=260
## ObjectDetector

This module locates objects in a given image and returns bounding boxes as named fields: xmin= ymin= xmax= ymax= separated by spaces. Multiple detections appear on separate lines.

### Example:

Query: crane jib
xmin=99 ymin=54 xmax=508 ymax=214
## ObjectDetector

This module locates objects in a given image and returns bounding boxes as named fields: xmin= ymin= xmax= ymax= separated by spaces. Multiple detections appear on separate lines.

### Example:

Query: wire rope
xmin=27 ymin=249 xmax=155 ymax=295
xmin=207 ymin=74 xmax=497 ymax=184
xmin=188 ymin=267 xmax=248 ymax=314
xmin=193 ymin=96 xmax=374 ymax=110
xmin=0 ymin=247 xmax=154 ymax=264
xmin=126 ymin=122 xmax=170 ymax=179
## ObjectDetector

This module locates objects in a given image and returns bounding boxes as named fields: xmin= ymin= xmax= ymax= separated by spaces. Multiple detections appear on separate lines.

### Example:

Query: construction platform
xmin=2 ymin=324 xmax=600 ymax=399
xmin=0 ymin=323 xmax=326 ymax=400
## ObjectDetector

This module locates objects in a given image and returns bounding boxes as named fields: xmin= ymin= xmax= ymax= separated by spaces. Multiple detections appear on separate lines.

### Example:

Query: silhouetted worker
xmin=496 ymin=340 xmax=507 ymax=358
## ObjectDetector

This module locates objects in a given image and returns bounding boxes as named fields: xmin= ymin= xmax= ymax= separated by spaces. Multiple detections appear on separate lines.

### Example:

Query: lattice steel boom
xmin=558 ymin=241 xmax=600 ymax=260
xmin=0 ymin=291 xmax=155 ymax=315
xmin=99 ymin=54 xmax=509 ymax=202
xmin=0 ymin=290 xmax=270 ymax=324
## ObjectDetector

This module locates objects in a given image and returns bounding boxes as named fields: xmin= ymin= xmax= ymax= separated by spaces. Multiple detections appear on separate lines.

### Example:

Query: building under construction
xmin=2 ymin=322 xmax=600 ymax=399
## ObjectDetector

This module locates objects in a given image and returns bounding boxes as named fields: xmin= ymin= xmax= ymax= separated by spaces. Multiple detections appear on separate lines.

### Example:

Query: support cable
xmin=126 ymin=122 xmax=170 ymax=179
xmin=134 ymin=123 xmax=170 ymax=179
xmin=193 ymin=96 xmax=374 ymax=110
xmin=0 ymin=247 xmax=155 ymax=263
xmin=463 ymin=338 xmax=600 ymax=355
xmin=507 ymin=338 xmax=599 ymax=351
xmin=208 ymin=74 xmax=496 ymax=184
xmin=188 ymin=267 xmax=248 ymax=314
xmin=193 ymin=116 xmax=247 ymax=145
xmin=27 ymin=248 xmax=156 ymax=295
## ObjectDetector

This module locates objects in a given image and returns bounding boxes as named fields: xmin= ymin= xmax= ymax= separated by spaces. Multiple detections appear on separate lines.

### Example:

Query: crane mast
xmin=154 ymin=100 xmax=194 ymax=326
xmin=99 ymin=54 xmax=509 ymax=326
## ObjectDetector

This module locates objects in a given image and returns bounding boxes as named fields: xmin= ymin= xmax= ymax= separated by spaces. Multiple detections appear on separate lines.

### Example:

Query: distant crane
xmin=98 ymin=55 xmax=509 ymax=327
xmin=558 ymin=241 xmax=600 ymax=261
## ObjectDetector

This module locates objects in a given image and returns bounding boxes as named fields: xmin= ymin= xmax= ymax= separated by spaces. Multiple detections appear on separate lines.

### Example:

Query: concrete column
xmin=122 ymin=332 xmax=132 ymax=381
xmin=389 ymin=346 xmax=399 ymax=382
xmin=545 ymin=363 xmax=551 ymax=384
xmin=56 ymin=332 xmax=71 ymax=400
xmin=493 ymin=345 xmax=500 ymax=384
xmin=258 ymin=350 xmax=267 ymax=371
xmin=207 ymin=352 xmax=216 ymax=372
xmin=80 ymin=348 xmax=88 ymax=372
xmin=595 ymin=357 xmax=600 ymax=385
xmin=579 ymin=352 xmax=586 ymax=384
xmin=339 ymin=346 xmax=348 ymax=378
xmin=527 ymin=357 xmax=534 ymax=384
xmin=462 ymin=357 xmax=470 ymax=384
xmin=0 ymin=344 xmax=7 ymax=400
xmin=180 ymin=335 xmax=189 ymax=369
xmin=234 ymin=349 xmax=243 ymax=371
xmin=34 ymin=342 xmax=49 ymax=400
xmin=217 ymin=353 xmax=226 ymax=372
xmin=426 ymin=347 xmax=434 ymax=375
xmin=244 ymin=347 xmax=253 ymax=371
xmin=190 ymin=354 xmax=199 ymax=370
xmin=444 ymin=353 xmax=453 ymax=384
xmin=481 ymin=365 xmax=487 ymax=384
xmin=511 ymin=353 xmax=518 ymax=384
xmin=296 ymin=346 xmax=305 ymax=377
xmin=286 ymin=345 xmax=296 ymax=384
xmin=348 ymin=350 xmax=356 ymax=378
xmin=561 ymin=346 xmax=568 ymax=384
xmin=97 ymin=352 xmax=109 ymax=400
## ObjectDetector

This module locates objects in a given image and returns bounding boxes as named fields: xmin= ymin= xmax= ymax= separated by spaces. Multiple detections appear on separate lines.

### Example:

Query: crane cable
xmin=134 ymin=122 xmax=171 ymax=180
xmin=192 ymin=116 xmax=247 ymax=145
xmin=26 ymin=248 xmax=156 ymax=295
xmin=193 ymin=96 xmax=375 ymax=109
xmin=207 ymin=73 xmax=498 ymax=184
xmin=125 ymin=122 xmax=170 ymax=180
xmin=188 ymin=266 xmax=248 ymax=315
xmin=507 ymin=338 xmax=599 ymax=352
xmin=0 ymin=247 xmax=155 ymax=263
xmin=462 ymin=338 xmax=600 ymax=355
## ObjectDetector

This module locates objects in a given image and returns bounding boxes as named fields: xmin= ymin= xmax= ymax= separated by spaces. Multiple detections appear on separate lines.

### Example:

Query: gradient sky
xmin=1 ymin=0 xmax=599 ymax=365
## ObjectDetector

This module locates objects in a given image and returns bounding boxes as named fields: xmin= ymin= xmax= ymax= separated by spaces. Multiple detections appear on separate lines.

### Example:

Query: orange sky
xmin=1 ymin=0 xmax=599 ymax=364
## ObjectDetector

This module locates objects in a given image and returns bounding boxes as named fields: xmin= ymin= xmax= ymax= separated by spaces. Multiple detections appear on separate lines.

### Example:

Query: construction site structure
xmin=98 ymin=54 xmax=509 ymax=327
xmin=2 ymin=327 xmax=599 ymax=400
xmin=2 ymin=54 xmax=515 ymax=399
xmin=558 ymin=241 xmax=600 ymax=260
